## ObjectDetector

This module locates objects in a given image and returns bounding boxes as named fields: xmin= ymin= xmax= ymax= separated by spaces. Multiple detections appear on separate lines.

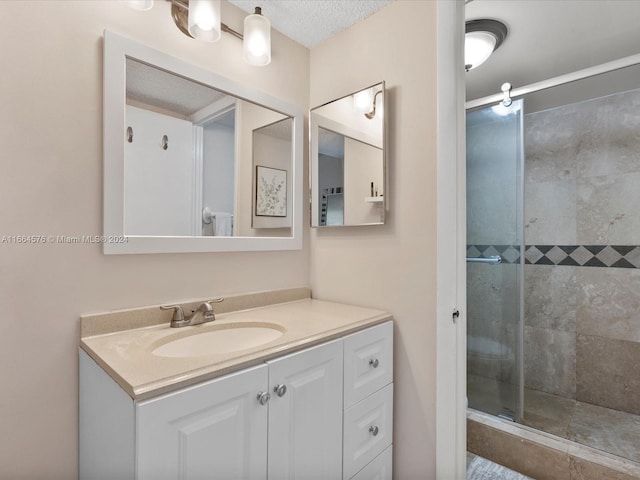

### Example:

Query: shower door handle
xmin=466 ymin=255 xmax=502 ymax=265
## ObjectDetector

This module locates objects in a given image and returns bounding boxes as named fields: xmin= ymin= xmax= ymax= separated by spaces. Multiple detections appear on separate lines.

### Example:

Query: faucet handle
xmin=160 ymin=304 xmax=185 ymax=321
xmin=207 ymin=297 xmax=224 ymax=304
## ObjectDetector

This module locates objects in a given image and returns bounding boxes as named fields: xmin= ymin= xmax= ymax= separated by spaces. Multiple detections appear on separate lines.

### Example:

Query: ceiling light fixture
xmin=465 ymin=19 xmax=508 ymax=72
xmin=123 ymin=0 xmax=271 ymax=66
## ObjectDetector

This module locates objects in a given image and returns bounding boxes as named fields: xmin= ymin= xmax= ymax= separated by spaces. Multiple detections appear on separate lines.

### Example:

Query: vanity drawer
xmin=343 ymin=383 xmax=393 ymax=480
xmin=350 ymin=445 xmax=392 ymax=480
xmin=344 ymin=321 xmax=393 ymax=407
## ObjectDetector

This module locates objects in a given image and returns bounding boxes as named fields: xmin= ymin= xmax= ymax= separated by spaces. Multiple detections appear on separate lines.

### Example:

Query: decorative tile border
xmin=467 ymin=245 xmax=640 ymax=268
xmin=525 ymin=245 xmax=640 ymax=268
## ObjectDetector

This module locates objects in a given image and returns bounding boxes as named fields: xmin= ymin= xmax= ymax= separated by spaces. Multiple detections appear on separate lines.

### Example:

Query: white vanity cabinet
xmin=80 ymin=321 xmax=393 ymax=480
xmin=343 ymin=321 xmax=394 ymax=480
xmin=135 ymin=339 xmax=343 ymax=480
xmin=266 ymin=339 xmax=343 ymax=479
xmin=136 ymin=364 xmax=269 ymax=480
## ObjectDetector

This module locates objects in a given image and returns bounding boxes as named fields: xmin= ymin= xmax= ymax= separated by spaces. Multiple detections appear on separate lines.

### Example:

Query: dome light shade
xmin=465 ymin=32 xmax=497 ymax=71
xmin=188 ymin=0 xmax=221 ymax=43
xmin=243 ymin=7 xmax=271 ymax=66
xmin=465 ymin=19 xmax=508 ymax=72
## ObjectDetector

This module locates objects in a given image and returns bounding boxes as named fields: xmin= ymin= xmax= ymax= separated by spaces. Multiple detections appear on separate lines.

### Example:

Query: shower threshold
xmin=468 ymin=408 xmax=640 ymax=480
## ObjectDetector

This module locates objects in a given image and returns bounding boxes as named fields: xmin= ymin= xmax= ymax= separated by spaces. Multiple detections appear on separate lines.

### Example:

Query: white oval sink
xmin=153 ymin=323 xmax=285 ymax=358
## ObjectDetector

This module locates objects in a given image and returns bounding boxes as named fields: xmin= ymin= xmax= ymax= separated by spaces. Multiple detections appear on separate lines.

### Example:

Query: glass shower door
xmin=466 ymin=100 xmax=524 ymax=422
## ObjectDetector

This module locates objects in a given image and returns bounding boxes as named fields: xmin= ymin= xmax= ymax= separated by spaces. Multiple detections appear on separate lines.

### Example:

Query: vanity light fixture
xmin=465 ymin=19 xmax=508 ymax=72
xmin=123 ymin=0 xmax=271 ymax=66
xmin=365 ymin=91 xmax=383 ymax=119
xmin=353 ymin=88 xmax=383 ymax=120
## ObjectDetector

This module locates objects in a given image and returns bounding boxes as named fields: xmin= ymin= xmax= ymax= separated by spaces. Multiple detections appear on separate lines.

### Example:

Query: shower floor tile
xmin=522 ymin=388 xmax=575 ymax=438
xmin=470 ymin=376 xmax=640 ymax=464
xmin=522 ymin=387 xmax=640 ymax=463
xmin=569 ymin=401 xmax=640 ymax=463
xmin=467 ymin=452 xmax=533 ymax=480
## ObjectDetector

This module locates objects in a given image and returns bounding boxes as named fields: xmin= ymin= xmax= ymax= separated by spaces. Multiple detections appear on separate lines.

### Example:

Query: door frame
xmin=435 ymin=0 xmax=467 ymax=478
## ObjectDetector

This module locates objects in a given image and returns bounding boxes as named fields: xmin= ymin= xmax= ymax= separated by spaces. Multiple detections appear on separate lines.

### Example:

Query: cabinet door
xmin=136 ymin=364 xmax=268 ymax=480
xmin=267 ymin=339 xmax=343 ymax=480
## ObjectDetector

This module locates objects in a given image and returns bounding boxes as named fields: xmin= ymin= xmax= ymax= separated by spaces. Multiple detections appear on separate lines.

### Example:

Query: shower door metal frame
xmin=516 ymin=107 xmax=525 ymax=423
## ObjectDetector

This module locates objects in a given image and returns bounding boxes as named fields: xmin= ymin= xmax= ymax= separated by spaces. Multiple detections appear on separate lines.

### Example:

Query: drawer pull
xmin=369 ymin=425 xmax=379 ymax=436
xmin=257 ymin=391 xmax=271 ymax=406
xmin=273 ymin=384 xmax=287 ymax=397
xmin=369 ymin=358 xmax=380 ymax=368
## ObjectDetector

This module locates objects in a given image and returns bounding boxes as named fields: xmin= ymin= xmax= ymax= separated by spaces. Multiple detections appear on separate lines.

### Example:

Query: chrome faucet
xmin=160 ymin=298 xmax=224 ymax=328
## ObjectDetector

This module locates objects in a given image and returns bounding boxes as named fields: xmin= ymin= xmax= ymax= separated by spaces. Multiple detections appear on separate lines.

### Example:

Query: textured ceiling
xmin=228 ymin=0 xmax=391 ymax=48
xmin=255 ymin=117 xmax=292 ymax=141
xmin=126 ymin=60 xmax=293 ymax=132
xmin=126 ymin=58 xmax=227 ymax=116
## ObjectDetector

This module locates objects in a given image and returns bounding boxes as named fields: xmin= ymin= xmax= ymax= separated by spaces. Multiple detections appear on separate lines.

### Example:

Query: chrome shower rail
xmin=465 ymin=52 xmax=640 ymax=110
xmin=466 ymin=255 xmax=502 ymax=265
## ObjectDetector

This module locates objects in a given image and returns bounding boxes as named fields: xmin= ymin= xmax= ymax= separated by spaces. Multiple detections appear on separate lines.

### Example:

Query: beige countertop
xmin=81 ymin=298 xmax=392 ymax=400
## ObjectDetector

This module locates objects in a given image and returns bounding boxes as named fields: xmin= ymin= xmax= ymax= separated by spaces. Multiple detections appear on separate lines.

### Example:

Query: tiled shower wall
xmin=523 ymin=88 xmax=640 ymax=415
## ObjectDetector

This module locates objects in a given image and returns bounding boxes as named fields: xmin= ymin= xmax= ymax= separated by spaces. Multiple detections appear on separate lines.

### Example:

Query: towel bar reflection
xmin=202 ymin=207 xmax=234 ymax=225
xmin=466 ymin=255 xmax=502 ymax=265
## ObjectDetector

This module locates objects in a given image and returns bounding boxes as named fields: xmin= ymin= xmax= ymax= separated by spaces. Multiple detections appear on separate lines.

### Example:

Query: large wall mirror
xmin=103 ymin=31 xmax=303 ymax=254
xmin=310 ymin=82 xmax=386 ymax=227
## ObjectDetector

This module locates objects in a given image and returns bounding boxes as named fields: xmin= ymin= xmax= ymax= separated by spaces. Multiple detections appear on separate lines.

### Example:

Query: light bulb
xmin=243 ymin=8 xmax=271 ymax=66
xmin=120 ymin=0 xmax=154 ymax=10
xmin=188 ymin=0 xmax=221 ymax=43
xmin=197 ymin=20 xmax=214 ymax=32
xmin=353 ymin=89 xmax=373 ymax=113
xmin=248 ymin=36 xmax=266 ymax=56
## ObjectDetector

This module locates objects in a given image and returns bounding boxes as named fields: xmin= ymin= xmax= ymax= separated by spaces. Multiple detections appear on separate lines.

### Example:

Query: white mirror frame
xmin=103 ymin=31 xmax=303 ymax=254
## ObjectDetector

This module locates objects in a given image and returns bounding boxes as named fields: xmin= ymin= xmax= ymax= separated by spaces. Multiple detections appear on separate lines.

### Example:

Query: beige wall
xmin=343 ymin=137 xmax=383 ymax=225
xmin=310 ymin=1 xmax=439 ymax=478
xmin=0 ymin=2 xmax=309 ymax=478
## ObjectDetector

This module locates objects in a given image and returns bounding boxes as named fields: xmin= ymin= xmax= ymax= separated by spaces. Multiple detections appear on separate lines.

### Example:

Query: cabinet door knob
xmin=257 ymin=391 xmax=271 ymax=406
xmin=369 ymin=358 xmax=380 ymax=368
xmin=369 ymin=425 xmax=379 ymax=436
xmin=273 ymin=384 xmax=287 ymax=397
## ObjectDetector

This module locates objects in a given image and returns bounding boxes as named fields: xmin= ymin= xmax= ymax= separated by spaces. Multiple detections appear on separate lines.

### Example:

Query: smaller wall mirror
xmin=310 ymin=82 xmax=386 ymax=227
